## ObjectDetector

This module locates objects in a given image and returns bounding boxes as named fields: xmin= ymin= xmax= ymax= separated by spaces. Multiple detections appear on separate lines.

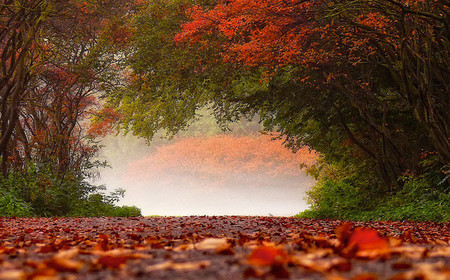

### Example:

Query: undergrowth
xmin=0 ymin=163 xmax=141 ymax=217
xmin=297 ymin=170 xmax=449 ymax=222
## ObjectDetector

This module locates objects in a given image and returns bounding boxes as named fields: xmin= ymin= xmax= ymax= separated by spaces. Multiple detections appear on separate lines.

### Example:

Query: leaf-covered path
xmin=0 ymin=217 xmax=448 ymax=279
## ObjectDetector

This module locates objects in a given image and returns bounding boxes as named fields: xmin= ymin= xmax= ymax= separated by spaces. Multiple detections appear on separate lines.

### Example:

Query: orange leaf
xmin=348 ymin=228 xmax=390 ymax=252
xmin=246 ymin=246 xmax=288 ymax=266
xmin=45 ymin=257 xmax=83 ymax=273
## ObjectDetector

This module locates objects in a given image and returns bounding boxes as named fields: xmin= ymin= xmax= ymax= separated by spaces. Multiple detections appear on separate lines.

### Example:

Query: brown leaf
xmin=38 ymin=244 xmax=58 ymax=254
xmin=335 ymin=222 xmax=354 ymax=245
xmin=45 ymin=257 xmax=83 ymax=273
xmin=270 ymin=263 xmax=290 ymax=278
xmin=195 ymin=238 xmax=229 ymax=250
xmin=428 ymin=246 xmax=450 ymax=258
xmin=0 ymin=270 xmax=26 ymax=280
xmin=94 ymin=234 xmax=110 ymax=251
xmin=146 ymin=260 xmax=211 ymax=272
xmin=27 ymin=268 xmax=57 ymax=280
xmin=392 ymin=262 xmax=412 ymax=270
xmin=292 ymin=254 xmax=351 ymax=273
xmin=391 ymin=245 xmax=428 ymax=259
xmin=243 ymin=266 xmax=265 ymax=278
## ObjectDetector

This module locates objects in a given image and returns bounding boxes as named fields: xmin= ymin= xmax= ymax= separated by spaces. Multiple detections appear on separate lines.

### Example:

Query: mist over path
xmin=96 ymin=133 xmax=316 ymax=216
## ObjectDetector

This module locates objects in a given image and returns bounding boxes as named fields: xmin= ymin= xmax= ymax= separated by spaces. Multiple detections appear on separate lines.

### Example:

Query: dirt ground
xmin=0 ymin=216 xmax=448 ymax=279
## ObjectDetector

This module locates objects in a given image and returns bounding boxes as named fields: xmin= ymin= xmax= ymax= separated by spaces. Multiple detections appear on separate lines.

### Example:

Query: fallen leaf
xmin=247 ymin=246 xmax=288 ymax=266
xmin=391 ymin=245 xmax=428 ymax=259
xmin=45 ymin=257 xmax=83 ymax=273
xmin=270 ymin=263 xmax=290 ymax=278
xmin=243 ymin=266 xmax=266 ymax=278
xmin=27 ymin=268 xmax=57 ymax=279
xmin=97 ymin=255 xmax=129 ymax=268
xmin=348 ymin=228 xmax=390 ymax=252
xmin=0 ymin=270 xmax=26 ymax=280
xmin=335 ymin=222 xmax=354 ymax=245
xmin=146 ymin=260 xmax=211 ymax=272
xmin=195 ymin=238 xmax=229 ymax=250
xmin=428 ymin=246 xmax=450 ymax=258
xmin=173 ymin=244 xmax=194 ymax=252
xmin=292 ymin=254 xmax=351 ymax=273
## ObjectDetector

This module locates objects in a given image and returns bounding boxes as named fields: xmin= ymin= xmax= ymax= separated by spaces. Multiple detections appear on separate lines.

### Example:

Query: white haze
xmin=95 ymin=133 xmax=315 ymax=217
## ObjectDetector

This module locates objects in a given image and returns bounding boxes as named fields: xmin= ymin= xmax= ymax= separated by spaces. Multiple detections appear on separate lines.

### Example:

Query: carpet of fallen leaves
xmin=0 ymin=217 xmax=449 ymax=280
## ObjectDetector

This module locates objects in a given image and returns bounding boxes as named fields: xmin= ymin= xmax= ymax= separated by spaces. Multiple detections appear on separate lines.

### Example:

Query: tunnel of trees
xmin=0 ymin=0 xmax=448 ymax=220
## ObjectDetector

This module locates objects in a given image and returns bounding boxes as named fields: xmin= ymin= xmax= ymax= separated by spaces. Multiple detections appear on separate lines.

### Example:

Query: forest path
xmin=0 ymin=216 xmax=448 ymax=279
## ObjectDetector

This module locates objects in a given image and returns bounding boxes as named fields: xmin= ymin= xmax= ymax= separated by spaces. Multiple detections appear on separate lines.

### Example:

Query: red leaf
xmin=97 ymin=255 xmax=128 ymax=268
xmin=39 ymin=244 xmax=58 ymax=253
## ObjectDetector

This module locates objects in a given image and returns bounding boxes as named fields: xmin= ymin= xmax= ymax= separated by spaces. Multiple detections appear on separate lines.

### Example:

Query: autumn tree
xmin=0 ymin=0 xmax=51 ymax=175
xmin=104 ymin=0 xmax=448 ymax=218
xmin=0 ymin=0 xmax=139 ymax=216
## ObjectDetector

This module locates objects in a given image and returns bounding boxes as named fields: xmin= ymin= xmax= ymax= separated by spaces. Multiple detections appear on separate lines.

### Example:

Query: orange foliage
xmin=175 ymin=0 xmax=331 ymax=70
xmin=127 ymin=134 xmax=316 ymax=185
xmin=174 ymin=0 xmax=440 ymax=86
xmin=88 ymin=107 xmax=121 ymax=138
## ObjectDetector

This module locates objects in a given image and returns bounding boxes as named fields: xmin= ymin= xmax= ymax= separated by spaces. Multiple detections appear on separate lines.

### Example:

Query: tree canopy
xmin=103 ymin=0 xmax=448 ymax=219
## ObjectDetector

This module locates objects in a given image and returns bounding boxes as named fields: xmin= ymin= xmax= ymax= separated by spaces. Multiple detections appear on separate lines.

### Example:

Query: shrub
xmin=0 ymin=188 xmax=34 ymax=217
xmin=298 ymin=168 xmax=449 ymax=222
xmin=109 ymin=206 xmax=142 ymax=217
xmin=0 ymin=162 xmax=142 ymax=217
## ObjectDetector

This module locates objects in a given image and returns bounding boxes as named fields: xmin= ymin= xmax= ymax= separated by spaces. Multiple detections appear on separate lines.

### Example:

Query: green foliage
xmin=298 ymin=161 xmax=449 ymax=222
xmin=106 ymin=0 xmax=252 ymax=140
xmin=105 ymin=0 xmax=447 ymax=222
xmin=0 ymin=188 xmax=34 ymax=217
xmin=108 ymin=206 xmax=142 ymax=217
xmin=70 ymin=187 xmax=141 ymax=217
xmin=0 ymin=162 xmax=141 ymax=217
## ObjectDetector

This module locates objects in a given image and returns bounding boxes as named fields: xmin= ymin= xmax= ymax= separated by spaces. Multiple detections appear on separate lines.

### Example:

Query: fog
xmin=96 ymin=132 xmax=316 ymax=217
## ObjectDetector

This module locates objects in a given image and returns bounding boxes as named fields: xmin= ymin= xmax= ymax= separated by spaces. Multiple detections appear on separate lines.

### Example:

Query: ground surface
xmin=0 ymin=216 xmax=448 ymax=279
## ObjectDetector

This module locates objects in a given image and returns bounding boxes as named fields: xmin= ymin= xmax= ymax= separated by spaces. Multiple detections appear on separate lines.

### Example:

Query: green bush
xmin=69 ymin=189 xmax=142 ymax=217
xmin=297 ymin=170 xmax=449 ymax=222
xmin=0 ymin=162 xmax=142 ymax=217
xmin=108 ymin=206 xmax=142 ymax=217
xmin=0 ymin=189 xmax=34 ymax=217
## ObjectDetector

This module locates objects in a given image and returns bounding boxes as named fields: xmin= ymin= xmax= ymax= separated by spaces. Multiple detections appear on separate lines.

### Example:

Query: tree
xmin=0 ymin=0 xmax=138 ymax=216
xmin=0 ymin=0 xmax=51 ymax=175
xmin=110 ymin=0 xmax=448 ymax=194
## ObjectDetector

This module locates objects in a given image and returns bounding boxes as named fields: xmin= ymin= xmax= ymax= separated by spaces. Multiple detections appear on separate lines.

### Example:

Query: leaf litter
xmin=0 ymin=216 xmax=448 ymax=279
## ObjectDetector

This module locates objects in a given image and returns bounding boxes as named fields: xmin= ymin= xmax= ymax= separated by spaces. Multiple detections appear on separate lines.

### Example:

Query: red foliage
xmin=175 ymin=0 xmax=326 ymax=70
xmin=175 ymin=0 xmax=445 ymax=88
